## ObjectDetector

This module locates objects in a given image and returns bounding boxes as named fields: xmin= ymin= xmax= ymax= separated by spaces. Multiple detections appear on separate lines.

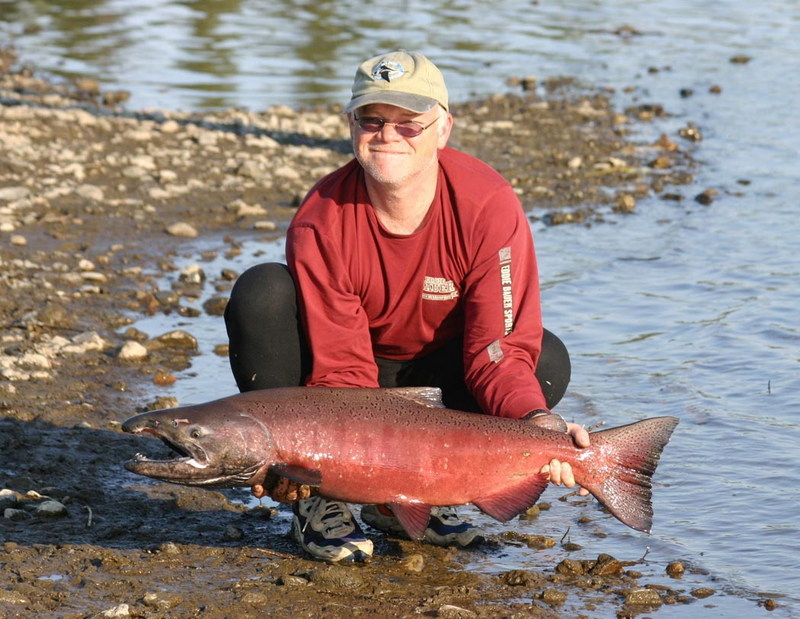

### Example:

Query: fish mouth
xmin=125 ymin=428 xmax=211 ymax=481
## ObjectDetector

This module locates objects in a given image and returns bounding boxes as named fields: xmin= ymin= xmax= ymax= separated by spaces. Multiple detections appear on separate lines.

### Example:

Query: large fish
xmin=122 ymin=386 xmax=678 ymax=539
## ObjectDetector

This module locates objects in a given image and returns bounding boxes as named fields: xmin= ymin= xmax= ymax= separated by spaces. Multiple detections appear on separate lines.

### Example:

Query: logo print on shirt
xmin=499 ymin=247 xmax=514 ymax=335
xmin=422 ymin=276 xmax=459 ymax=301
xmin=371 ymin=60 xmax=404 ymax=82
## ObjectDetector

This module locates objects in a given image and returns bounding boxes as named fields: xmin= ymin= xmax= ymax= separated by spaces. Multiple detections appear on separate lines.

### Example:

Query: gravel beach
xmin=0 ymin=54 xmax=710 ymax=618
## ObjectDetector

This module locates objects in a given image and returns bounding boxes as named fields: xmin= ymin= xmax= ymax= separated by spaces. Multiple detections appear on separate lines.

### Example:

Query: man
xmin=225 ymin=50 xmax=590 ymax=562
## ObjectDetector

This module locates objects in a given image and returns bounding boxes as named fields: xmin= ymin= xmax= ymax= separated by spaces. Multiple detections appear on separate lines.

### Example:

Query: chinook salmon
xmin=122 ymin=386 xmax=678 ymax=539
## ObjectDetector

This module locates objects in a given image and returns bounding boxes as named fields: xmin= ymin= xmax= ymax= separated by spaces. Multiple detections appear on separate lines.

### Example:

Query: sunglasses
xmin=354 ymin=115 xmax=439 ymax=138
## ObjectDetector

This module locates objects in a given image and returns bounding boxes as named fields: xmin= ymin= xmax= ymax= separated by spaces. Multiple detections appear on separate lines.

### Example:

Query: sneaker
xmin=361 ymin=504 xmax=485 ymax=548
xmin=292 ymin=497 xmax=373 ymax=562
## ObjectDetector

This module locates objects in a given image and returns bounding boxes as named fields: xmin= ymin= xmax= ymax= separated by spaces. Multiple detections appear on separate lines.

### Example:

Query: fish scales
xmin=122 ymin=386 xmax=678 ymax=538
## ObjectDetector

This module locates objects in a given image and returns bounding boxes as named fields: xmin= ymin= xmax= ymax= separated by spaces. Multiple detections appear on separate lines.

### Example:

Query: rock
xmin=63 ymin=331 xmax=110 ymax=354
xmin=226 ymin=199 xmax=267 ymax=217
xmin=146 ymin=396 xmax=179 ymax=411
xmin=4 ymin=508 xmax=29 ymax=521
xmin=202 ymin=296 xmax=228 ymax=316
xmin=36 ymin=499 xmax=68 ymax=517
xmin=539 ymin=589 xmax=568 ymax=606
xmin=100 ymin=603 xmax=130 ymax=617
xmin=309 ymin=565 xmax=365 ymax=592
xmin=152 ymin=370 xmax=176 ymax=387
xmin=436 ymin=605 xmax=476 ymax=618
xmin=118 ymin=340 xmax=148 ymax=361
xmin=666 ymin=561 xmax=685 ymax=577
xmin=624 ymin=589 xmax=662 ymax=606
xmin=165 ymin=222 xmax=199 ymax=238
xmin=500 ymin=569 xmax=540 ymax=587
xmin=158 ymin=541 xmax=181 ymax=555
xmin=589 ymin=553 xmax=624 ymax=577
xmin=154 ymin=329 xmax=198 ymax=351
xmin=76 ymin=184 xmax=105 ymax=201
xmin=179 ymin=264 xmax=206 ymax=284
xmin=278 ymin=574 xmax=309 ymax=587
xmin=403 ymin=553 xmax=425 ymax=572
xmin=223 ymin=525 xmax=244 ymax=541
xmin=0 ymin=186 xmax=30 ymax=202
xmin=691 ymin=587 xmax=716 ymax=599
xmin=555 ymin=558 xmax=586 ymax=576
xmin=695 ymin=189 xmax=717 ymax=205
xmin=254 ymin=220 xmax=277 ymax=231
xmin=10 ymin=234 xmax=27 ymax=246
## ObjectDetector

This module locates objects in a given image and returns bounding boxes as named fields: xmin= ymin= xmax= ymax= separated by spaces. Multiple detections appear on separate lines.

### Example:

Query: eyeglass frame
xmin=352 ymin=114 xmax=440 ymax=138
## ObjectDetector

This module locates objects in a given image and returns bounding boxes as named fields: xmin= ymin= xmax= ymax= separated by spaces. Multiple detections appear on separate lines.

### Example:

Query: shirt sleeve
xmin=461 ymin=185 xmax=547 ymax=418
xmin=287 ymin=223 xmax=380 ymax=388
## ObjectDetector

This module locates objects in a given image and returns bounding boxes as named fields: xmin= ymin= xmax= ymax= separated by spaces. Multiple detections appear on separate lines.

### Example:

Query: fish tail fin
xmin=580 ymin=416 xmax=679 ymax=533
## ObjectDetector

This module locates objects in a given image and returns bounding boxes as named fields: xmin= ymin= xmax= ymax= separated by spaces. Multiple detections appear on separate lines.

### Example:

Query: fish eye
xmin=190 ymin=428 xmax=202 ymax=439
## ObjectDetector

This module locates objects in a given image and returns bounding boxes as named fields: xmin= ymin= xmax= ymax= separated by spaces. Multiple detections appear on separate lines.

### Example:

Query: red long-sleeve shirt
xmin=286 ymin=147 xmax=546 ymax=418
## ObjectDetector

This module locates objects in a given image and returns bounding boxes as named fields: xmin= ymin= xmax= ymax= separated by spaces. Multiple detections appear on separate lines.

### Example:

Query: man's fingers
xmin=567 ymin=422 xmax=591 ymax=448
xmin=560 ymin=461 xmax=576 ymax=487
xmin=540 ymin=459 xmax=581 ymax=488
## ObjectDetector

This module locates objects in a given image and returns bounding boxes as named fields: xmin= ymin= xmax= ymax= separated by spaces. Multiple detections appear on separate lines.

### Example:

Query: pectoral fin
xmin=387 ymin=502 xmax=433 ymax=540
xmin=268 ymin=463 xmax=323 ymax=487
xmin=473 ymin=473 xmax=549 ymax=522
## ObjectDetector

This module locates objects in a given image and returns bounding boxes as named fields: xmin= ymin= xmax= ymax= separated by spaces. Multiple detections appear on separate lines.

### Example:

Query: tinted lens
xmin=356 ymin=117 xmax=425 ymax=137
xmin=357 ymin=117 xmax=385 ymax=133
xmin=394 ymin=122 xmax=425 ymax=137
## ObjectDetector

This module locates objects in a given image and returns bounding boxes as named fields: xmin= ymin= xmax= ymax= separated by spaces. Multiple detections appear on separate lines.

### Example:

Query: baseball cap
xmin=344 ymin=50 xmax=449 ymax=114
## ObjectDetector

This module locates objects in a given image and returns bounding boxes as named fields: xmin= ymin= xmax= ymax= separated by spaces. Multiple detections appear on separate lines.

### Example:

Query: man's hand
xmin=528 ymin=413 xmax=591 ymax=496
xmin=251 ymin=473 xmax=312 ymax=503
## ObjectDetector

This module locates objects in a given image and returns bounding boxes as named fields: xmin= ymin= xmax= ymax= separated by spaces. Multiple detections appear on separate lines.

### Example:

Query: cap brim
xmin=344 ymin=92 xmax=440 ymax=114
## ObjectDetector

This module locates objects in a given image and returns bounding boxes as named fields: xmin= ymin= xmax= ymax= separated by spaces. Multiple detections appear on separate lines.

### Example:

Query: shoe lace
xmin=432 ymin=506 xmax=461 ymax=524
xmin=312 ymin=499 xmax=353 ymax=536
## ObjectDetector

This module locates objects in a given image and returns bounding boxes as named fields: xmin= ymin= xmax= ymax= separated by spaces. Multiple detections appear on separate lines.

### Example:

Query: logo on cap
xmin=371 ymin=60 xmax=404 ymax=82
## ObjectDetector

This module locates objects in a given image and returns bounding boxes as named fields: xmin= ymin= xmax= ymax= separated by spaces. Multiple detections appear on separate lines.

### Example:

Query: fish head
xmin=122 ymin=398 xmax=275 ymax=488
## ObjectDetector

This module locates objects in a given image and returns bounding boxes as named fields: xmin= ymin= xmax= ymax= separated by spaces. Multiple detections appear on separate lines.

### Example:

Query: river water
xmin=4 ymin=0 xmax=799 ymax=615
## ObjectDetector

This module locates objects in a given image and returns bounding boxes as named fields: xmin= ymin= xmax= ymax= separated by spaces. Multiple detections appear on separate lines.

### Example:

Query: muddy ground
xmin=0 ymin=52 xmax=754 ymax=618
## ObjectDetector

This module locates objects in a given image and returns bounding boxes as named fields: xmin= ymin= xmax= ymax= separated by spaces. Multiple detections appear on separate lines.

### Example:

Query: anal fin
xmin=473 ymin=473 xmax=549 ymax=522
xmin=387 ymin=502 xmax=432 ymax=540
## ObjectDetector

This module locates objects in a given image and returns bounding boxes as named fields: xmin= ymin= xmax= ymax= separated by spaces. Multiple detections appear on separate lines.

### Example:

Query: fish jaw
xmin=122 ymin=400 xmax=275 ymax=488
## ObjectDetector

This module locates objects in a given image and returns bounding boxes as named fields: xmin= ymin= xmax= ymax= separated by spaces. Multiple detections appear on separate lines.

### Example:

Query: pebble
xmin=101 ymin=603 xmax=130 ymax=617
xmin=153 ymin=370 xmax=176 ymax=386
xmin=4 ymin=508 xmax=29 ymax=521
xmin=179 ymin=264 xmax=206 ymax=284
xmin=154 ymin=329 xmax=198 ymax=351
xmin=278 ymin=574 xmax=309 ymax=587
xmin=403 ymin=553 xmax=425 ymax=572
xmin=36 ymin=499 xmax=68 ymax=517
xmin=76 ymin=184 xmax=105 ymax=201
xmin=118 ymin=341 xmax=148 ymax=361
xmin=666 ymin=560 xmax=685 ymax=577
xmin=0 ymin=186 xmax=29 ymax=202
xmin=436 ymin=605 xmax=476 ymax=618
xmin=10 ymin=234 xmax=27 ymax=246
xmin=625 ymin=589 xmax=662 ymax=606
xmin=539 ymin=589 xmax=568 ymax=606
xmin=691 ymin=587 xmax=716 ymax=599
xmin=166 ymin=222 xmax=199 ymax=238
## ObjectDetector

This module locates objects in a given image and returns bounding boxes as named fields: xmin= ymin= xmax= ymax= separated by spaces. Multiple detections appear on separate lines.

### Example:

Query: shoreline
xmin=0 ymin=55 xmax=745 ymax=618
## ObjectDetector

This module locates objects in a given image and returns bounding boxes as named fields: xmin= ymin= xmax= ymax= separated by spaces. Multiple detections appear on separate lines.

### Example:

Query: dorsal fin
xmin=386 ymin=387 xmax=446 ymax=409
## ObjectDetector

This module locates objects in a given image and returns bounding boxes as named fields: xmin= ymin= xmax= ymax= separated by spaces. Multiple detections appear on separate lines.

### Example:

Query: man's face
xmin=349 ymin=103 xmax=452 ymax=188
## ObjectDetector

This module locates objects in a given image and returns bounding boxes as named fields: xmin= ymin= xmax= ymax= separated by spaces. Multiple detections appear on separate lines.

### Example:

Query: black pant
xmin=224 ymin=263 xmax=571 ymax=412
